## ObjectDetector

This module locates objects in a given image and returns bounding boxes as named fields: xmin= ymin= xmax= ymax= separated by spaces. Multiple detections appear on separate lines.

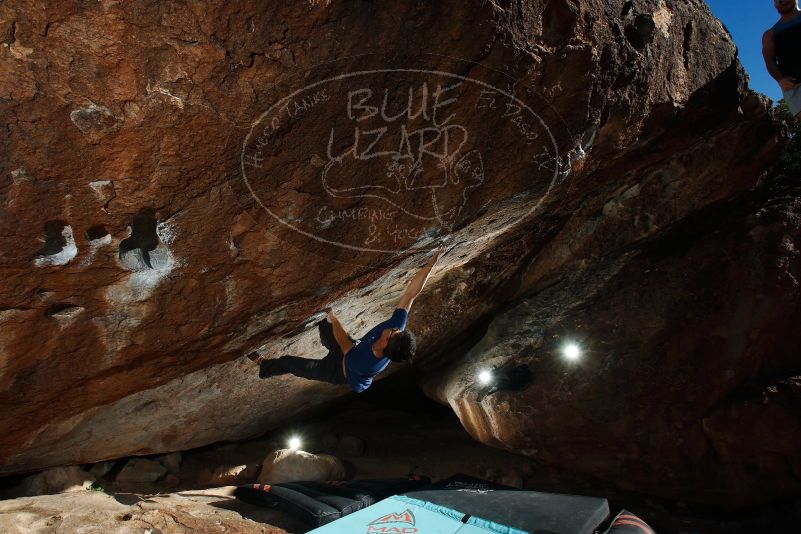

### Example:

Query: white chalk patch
xmin=227 ymin=236 xmax=239 ymax=256
xmin=156 ymin=221 xmax=177 ymax=245
xmin=146 ymin=82 xmax=186 ymax=109
xmin=79 ymin=233 xmax=113 ymax=267
xmin=34 ymin=226 xmax=77 ymax=267
xmin=89 ymin=234 xmax=113 ymax=247
xmin=224 ymin=275 xmax=238 ymax=312
xmin=70 ymin=103 xmax=114 ymax=133
xmin=107 ymin=248 xmax=175 ymax=304
xmin=88 ymin=180 xmax=113 ymax=195
xmin=50 ymin=306 xmax=84 ymax=321
xmin=11 ymin=168 xmax=33 ymax=184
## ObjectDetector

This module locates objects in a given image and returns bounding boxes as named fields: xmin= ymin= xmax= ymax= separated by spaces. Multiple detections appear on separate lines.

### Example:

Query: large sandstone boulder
xmin=87 ymin=461 xmax=116 ymax=478
xmin=0 ymin=0 xmax=792 ymax=509
xmin=424 ymin=174 xmax=801 ymax=506
xmin=197 ymin=463 xmax=260 ymax=486
xmin=115 ymin=458 xmax=167 ymax=483
xmin=12 ymin=466 xmax=96 ymax=497
xmin=157 ymin=452 xmax=182 ymax=475
xmin=257 ymin=449 xmax=345 ymax=484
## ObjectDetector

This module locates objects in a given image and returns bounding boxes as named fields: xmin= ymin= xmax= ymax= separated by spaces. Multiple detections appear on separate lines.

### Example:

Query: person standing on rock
xmin=763 ymin=0 xmax=801 ymax=118
xmin=248 ymin=245 xmax=445 ymax=392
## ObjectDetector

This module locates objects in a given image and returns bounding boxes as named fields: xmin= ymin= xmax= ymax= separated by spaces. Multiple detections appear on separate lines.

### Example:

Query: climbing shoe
xmin=259 ymin=359 xmax=286 ymax=379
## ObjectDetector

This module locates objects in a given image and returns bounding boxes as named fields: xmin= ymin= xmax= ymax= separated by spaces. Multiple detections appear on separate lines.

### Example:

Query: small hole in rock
xmin=34 ymin=221 xmax=77 ymax=267
xmin=46 ymin=303 xmax=75 ymax=315
xmin=85 ymin=225 xmax=109 ymax=241
xmin=45 ymin=303 xmax=82 ymax=318
xmin=119 ymin=209 xmax=170 ymax=270
xmin=624 ymin=15 xmax=655 ymax=50
xmin=478 ymin=364 xmax=533 ymax=400
xmin=36 ymin=221 xmax=68 ymax=257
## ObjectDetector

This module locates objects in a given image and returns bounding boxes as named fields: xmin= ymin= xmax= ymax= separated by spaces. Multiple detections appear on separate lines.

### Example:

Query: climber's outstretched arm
xmin=396 ymin=246 xmax=444 ymax=312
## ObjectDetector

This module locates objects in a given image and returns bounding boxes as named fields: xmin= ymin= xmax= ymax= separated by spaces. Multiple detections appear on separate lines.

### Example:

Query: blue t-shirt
xmin=344 ymin=308 xmax=408 ymax=393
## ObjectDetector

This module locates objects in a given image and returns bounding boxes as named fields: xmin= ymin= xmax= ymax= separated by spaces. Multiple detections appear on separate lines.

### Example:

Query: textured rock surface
xmin=425 ymin=174 xmax=801 ymax=506
xmin=199 ymin=464 xmax=260 ymax=487
xmin=0 ymin=0 xmax=792 ymax=508
xmin=1 ymin=0 xmax=581 ymax=474
xmin=115 ymin=458 xmax=167 ymax=483
xmin=0 ymin=488 xmax=300 ymax=533
xmin=88 ymin=461 xmax=115 ymax=478
xmin=257 ymin=449 xmax=345 ymax=485
xmin=158 ymin=452 xmax=183 ymax=475
xmin=13 ymin=466 xmax=95 ymax=497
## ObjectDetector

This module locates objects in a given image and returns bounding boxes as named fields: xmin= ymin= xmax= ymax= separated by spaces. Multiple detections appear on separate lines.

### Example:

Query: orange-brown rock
xmin=0 ymin=488 xmax=298 ymax=533
xmin=0 ymin=0 xmax=793 ymax=509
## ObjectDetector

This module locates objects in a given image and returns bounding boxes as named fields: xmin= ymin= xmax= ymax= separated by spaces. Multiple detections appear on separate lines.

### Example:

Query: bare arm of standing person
xmin=763 ymin=29 xmax=799 ymax=90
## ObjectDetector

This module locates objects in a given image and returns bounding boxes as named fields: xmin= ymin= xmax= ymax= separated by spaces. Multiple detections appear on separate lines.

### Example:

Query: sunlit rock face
xmin=0 ymin=0 xmax=786 ymax=503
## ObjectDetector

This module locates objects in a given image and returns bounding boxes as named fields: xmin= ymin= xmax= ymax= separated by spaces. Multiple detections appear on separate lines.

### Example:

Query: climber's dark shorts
xmin=264 ymin=320 xmax=354 ymax=385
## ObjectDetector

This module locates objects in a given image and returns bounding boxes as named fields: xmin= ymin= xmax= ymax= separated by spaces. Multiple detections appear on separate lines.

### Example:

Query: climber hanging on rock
xmin=763 ymin=0 xmax=801 ymax=118
xmin=247 ymin=245 xmax=445 ymax=392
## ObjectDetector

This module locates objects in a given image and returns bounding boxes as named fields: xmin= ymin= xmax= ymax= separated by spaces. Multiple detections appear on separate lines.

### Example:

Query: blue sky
xmin=705 ymin=0 xmax=783 ymax=102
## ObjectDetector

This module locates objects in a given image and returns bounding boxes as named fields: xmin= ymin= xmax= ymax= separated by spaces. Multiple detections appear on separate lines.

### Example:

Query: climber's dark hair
xmin=384 ymin=329 xmax=416 ymax=363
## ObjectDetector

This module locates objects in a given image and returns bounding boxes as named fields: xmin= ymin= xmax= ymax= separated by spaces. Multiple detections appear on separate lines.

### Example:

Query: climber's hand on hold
xmin=427 ymin=244 xmax=445 ymax=266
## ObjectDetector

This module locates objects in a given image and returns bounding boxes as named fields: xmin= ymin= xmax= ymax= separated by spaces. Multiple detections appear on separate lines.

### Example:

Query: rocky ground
xmin=1 ymin=393 xmax=799 ymax=533
xmin=0 ymin=489 xmax=301 ymax=534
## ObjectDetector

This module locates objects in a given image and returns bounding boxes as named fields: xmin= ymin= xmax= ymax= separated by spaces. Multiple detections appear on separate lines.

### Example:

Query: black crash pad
xmin=233 ymin=476 xmax=431 ymax=527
